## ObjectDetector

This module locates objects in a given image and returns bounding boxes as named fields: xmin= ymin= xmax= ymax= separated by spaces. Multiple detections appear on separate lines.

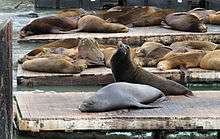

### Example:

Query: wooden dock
xmin=17 ymin=64 xmax=220 ymax=86
xmin=18 ymin=25 xmax=220 ymax=46
xmin=14 ymin=91 xmax=220 ymax=132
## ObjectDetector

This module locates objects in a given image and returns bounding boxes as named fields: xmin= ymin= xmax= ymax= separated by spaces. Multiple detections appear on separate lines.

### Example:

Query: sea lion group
xmin=19 ymin=6 xmax=220 ymax=37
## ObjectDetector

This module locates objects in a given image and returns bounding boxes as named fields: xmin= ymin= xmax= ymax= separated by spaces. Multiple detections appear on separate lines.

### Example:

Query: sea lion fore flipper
xmin=62 ymin=28 xmax=83 ymax=34
xmin=161 ymin=21 xmax=172 ymax=29
xmin=129 ymin=100 xmax=162 ymax=109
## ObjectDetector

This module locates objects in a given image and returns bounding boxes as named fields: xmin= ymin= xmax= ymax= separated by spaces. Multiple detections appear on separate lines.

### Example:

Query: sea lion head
xmin=78 ymin=38 xmax=105 ymax=66
xmin=111 ymin=41 xmax=131 ymax=67
xmin=20 ymin=24 xmax=33 ymax=38
xmin=79 ymin=95 xmax=107 ymax=112
xmin=110 ymin=23 xmax=129 ymax=33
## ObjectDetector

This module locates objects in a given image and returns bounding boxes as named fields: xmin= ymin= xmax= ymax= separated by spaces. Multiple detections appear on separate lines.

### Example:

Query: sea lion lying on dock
xmin=110 ymin=41 xmax=193 ymax=96
xmin=157 ymin=50 xmax=206 ymax=70
xmin=200 ymin=50 xmax=220 ymax=70
xmin=79 ymin=82 xmax=166 ymax=112
xmin=134 ymin=42 xmax=172 ymax=67
xmin=57 ymin=8 xmax=87 ymax=17
xmin=170 ymin=41 xmax=218 ymax=52
xmin=209 ymin=11 xmax=220 ymax=25
xmin=67 ymin=15 xmax=129 ymax=33
xmin=22 ymin=58 xmax=87 ymax=74
xmin=20 ymin=16 xmax=78 ymax=37
xmin=188 ymin=8 xmax=216 ymax=24
xmin=132 ymin=9 xmax=174 ymax=27
xmin=162 ymin=12 xmax=207 ymax=32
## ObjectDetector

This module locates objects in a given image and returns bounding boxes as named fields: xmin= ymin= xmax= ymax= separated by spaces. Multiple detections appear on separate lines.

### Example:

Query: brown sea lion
xmin=188 ymin=8 xmax=216 ymax=23
xmin=67 ymin=15 xmax=128 ymax=33
xmin=134 ymin=42 xmax=172 ymax=67
xmin=20 ymin=16 xmax=78 ymax=37
xmin=209 ymin=11 xmax=220 ymax=25
xmin=157 ymin=50 xmax=206 ymax=70
xmin=110 ymin=41 xmax=193 ymax=96
xmin=162 ymin=12 xmax=207 ymax=32
xmin=170 ymin=41 xmax=219 ymax=51
xmin=132 ymin=9 xmax=175 ymax=27
xmin=22 ymin=58 xmax=87 ymax=74
xmin=200 ymin=50 xmax=220 ymax=70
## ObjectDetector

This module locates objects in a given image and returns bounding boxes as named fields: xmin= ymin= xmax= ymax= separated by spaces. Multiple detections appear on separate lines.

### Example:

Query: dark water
xmin=0 ymin=0 xmax=219 ymax=138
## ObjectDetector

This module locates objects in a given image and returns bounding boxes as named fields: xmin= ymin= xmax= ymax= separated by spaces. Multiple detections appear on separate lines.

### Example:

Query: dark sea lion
xmin=162 ymin=12 xmax=207 ymax=32
xmin=20 ymin=16 xmax=78 ymax=37
xmin=200 ymin=50 xmax=220 ymax=70
xmin=67 ymin=15 xmax=128 ymax=33
xmin=79 ymin=82 xmax=166 ymax=112
xmin=22 ymin=58 xmax=87 ymax=74
xmin=134 ymin=42 xmax=172 ymax=67
xmin=170 ymin=41 xmax=218 ymax=51
xmin=110 ymin=41 xmax=193 ymax=96
xmin=157 ymin=50 xmax=206 ymax=70
xmin=132 ymin=9 xmax=175 ymax=27
xmin=209 ymin=11 xmax=220 ymax=25
xmin=188 ymin=8 xmax=216 ymax=23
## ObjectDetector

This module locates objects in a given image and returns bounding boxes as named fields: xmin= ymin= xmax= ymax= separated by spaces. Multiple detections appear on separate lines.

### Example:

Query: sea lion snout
xmin=198 ymin=24 xmax=208 ymax=32
xmin=117 ymin=41 xmax=129 ymax=54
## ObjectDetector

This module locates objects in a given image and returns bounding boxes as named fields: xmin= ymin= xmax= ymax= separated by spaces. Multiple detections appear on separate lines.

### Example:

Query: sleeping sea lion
xmin=132 ymin=9 xmax=175 ymax=27
xmin=188 ymin=8 xmax=216 ymax=23
xmin=200 ymin=50 xmax=220 ymax=70
xmin=209 ymin=11 xmax=220 ymax=25
xmin=20 ymin=16 xmax=78 ymax=37
xmin=57 ymin=8 xmax=87 ymax=17
xmin=162 ymin=12 xmax=207 ymax=32
xmin=110 ymin=41 xmax=193 ymax=96
xmin=134 ymin=42 xmax=172 ymax=67
xmin=170 ymin=41 xmax=218 ymax=51
xmin=157 ymin=50 xmax=206 ymax=70
xmin=79 ymin=82 xmax=166 ymax=112
xmin=22 ymin=58 xmax=87 ymax=74
xmin=67 ymin=15 xmax=128 ymax=33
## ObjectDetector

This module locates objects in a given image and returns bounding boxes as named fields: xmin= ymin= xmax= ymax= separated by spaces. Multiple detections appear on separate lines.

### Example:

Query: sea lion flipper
xmin=131 ymin=101 xmax=162 ymax=109
xmin=61 ymin=28 xmax=83 ymax=34
xmin=161 ymin=21 xmax=172 ymax=29
xmin=152 ymin=96 xmax=168 ymax=104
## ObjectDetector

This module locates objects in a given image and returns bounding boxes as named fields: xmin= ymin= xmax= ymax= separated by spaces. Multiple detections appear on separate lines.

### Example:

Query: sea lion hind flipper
xmin=131 ymin=101 xmax=162 ymax=109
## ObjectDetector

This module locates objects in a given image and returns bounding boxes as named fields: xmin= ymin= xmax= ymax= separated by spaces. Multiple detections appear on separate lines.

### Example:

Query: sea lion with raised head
xmin=67 ymin=15 xmax=128 ymax=33
xmin=79 ymin=82 xmax=166 ymax=112
xmin=157 ymin=50 xmax=207 ymax=70
xmin=110 ymin=41 xmax=193 ymax=96
xmin=20 ymin=16 xmax=78 ymax=37
xmin=134 ymin=42 xmax=172 ymax=67
xmin=162 ymin=12 xmax=207 ymax=32
xmin=200 ymin=50 xmax=220 ymax=70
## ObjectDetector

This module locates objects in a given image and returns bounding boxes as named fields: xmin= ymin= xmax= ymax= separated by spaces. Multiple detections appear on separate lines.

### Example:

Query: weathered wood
xmin=17 ymin=64 xmax=220 ymax=86
xmin=0 ymin=19 xmax=13 ymax=139
xmin=18 ymin=25 xmax=220 ymax=46
xmin=14 ymin=91 xmax=220 ymax=132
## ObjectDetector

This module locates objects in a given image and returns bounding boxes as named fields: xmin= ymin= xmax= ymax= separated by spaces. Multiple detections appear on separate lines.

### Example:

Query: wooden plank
xmin=17 ymin=64 xmax=220 ymax=86
xmin=18 ymin=25 xmax=220 ymax=45
xmin=17 ymin=64 xmax=183 ymax=86
xmin=14 ymin=91 xmax=220 ymax=132
xmin=0 ymin=19 xmax=13 ymax=139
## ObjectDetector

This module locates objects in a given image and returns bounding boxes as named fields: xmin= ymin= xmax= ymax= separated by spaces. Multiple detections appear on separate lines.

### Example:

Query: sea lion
xmin=162 ymin=12 xmax=207 ymax=32
xmin=157 ymin=50 xmax=207 ymax=70
xmin=209 ymin=11 xmax=220 ymax=25
xmin=132 ymin=9 xmax=175 ymax=27
xmin=188 ymin=8 xmax=216 ymax=23
xmin=134 ymin=42 xmax=172 ymax=67
xmin=22 ymin=58 xmax=87 ymax=74
xmin=57 ymin=8 xmax=87 ymax=17
xmin=200 ymin=50 xmax=220 ymax=70
xmin=67 ymin=15 xmax=128 ymax=33
xmin=110 ymin=41 xmax=193 ymax=96
xmin=79 ymin=82 xmax=166 ymax=112
xmin=20 ymin=16 xmax=78 ymax=37
xmin=170 ymin=41 xmax=219 ymax=51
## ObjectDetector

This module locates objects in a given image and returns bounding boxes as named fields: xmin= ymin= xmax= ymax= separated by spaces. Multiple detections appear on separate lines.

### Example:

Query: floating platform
xmin=17 ymin=64 xmax=220 ymax=86
xmin=18 ymin=25 xmax=220 ymax=46
xmin=14 ymin=91 xmax=220 ymax=132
